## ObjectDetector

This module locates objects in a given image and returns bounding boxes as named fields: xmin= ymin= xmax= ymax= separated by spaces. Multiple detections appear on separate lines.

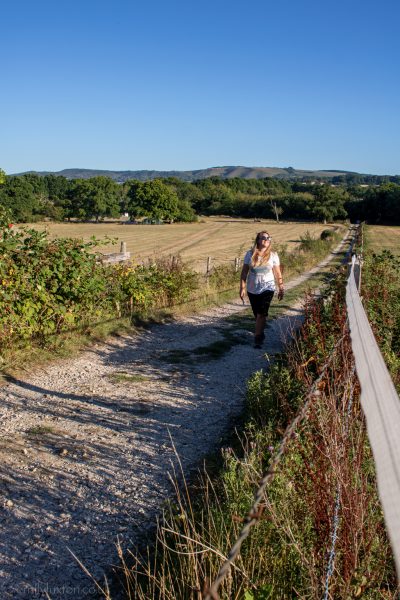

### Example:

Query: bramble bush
xmin=0 ymin=214 xmax=198 ymax=350
xmin=0 ymin=214 xmax=113 ymax=346
xmin=111 ymin=257 xmax=199 ymax=314
xmin=362 ymin=249 xmax=400 ymax=390
xmin=0 ymin=217 xmax=342 ymax=354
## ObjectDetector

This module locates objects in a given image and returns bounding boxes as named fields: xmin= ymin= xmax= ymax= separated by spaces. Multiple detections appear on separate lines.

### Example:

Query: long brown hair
xmin=250 ymin=231 xmax=272 ymax=267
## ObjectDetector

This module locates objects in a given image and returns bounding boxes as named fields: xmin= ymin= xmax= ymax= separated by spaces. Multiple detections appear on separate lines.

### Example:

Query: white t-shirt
xmin=243 ymin=250 xmax=280 ymax=294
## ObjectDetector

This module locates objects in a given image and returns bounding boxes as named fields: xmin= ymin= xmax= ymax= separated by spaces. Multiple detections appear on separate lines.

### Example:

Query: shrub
xmin=0 ymin=223 xmax=199 ymax=349
xmin=320 ymin=228 xmax=334 ymax=240
xmin=112 ymin=256 xmax=198 ymax=313
xmin=0 ymin=227 xmax=112 ymax=345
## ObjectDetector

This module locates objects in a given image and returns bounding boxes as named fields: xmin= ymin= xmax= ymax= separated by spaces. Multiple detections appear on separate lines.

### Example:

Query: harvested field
xmin=27 ymin=218 xmax=344 ymax=272
xmin=366 ymin=224 xmax=400 ymax=254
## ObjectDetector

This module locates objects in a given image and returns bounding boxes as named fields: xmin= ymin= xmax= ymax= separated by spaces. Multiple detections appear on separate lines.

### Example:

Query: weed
xmin=160 ymin=349 xmax=195 ymax=365
xmin=193 ymin=330 xmax=247 ymax=359
xmin=161 ymin=328 xmax=249 ymax=366
xmin=107 ymin=372 xmax=150 ymax=384
xmin=26 ymin=425 xmax=55 ymax=435
xmin=224 ymin=311 xmax=255 ymax=332
xmin=115 ymin=243 xmax=399 ymax=600
xmin=362 ymin=249 xmax=400 ymax=390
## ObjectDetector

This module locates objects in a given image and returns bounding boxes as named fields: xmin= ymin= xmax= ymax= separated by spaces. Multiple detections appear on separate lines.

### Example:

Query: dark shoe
xmin=254 ymin=334 xmax=264 ymax=348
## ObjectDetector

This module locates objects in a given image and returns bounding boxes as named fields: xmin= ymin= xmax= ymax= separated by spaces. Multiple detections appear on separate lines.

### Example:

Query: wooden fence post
xmin=235 ymin=257 xmax=240 ymax=272
xmin=120 ymin=241 xmax=127 ymax=254
xmin=206 ymin=256 xmax=212 ymax=276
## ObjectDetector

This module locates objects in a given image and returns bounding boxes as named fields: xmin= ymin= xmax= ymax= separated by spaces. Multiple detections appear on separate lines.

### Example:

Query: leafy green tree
xmin=161 ymin=179 xmax=197 ymax=221
xmin=278 ymin=192 xmax=314 ymax=220
xmin=207 ymin=186 xmax=236 ymax=214
xmin=192 ymin=179 xmax=236 ymax=214
xmin=363 ymin=183 xmax=400 ymax=224
xmin=43 ymin=174 xmax=70 ymax=202
xmin=69 ymin=176 xmax=121 ymax=221
xmin=126 ymin=179 xmax=179 ymax=221
xmin=66 ymin=179 xmax=91 ymax=219
xmin=21 ymin=173 xmax=47 ymax=198
xmin=308 ymin=186 xmax=348 ymax=223
xmin=262 ymin=178 xmax=291 ymax=195
xmin=20 ymin=173 xmax=61 ymax=220
xmin=0 ymin=176 xmax=38 ymax=222
xmin=176 ymin=198 xmax=197 ymax=222
xmin=40 ymin=175 xmax=72 ymax=220
xmin=162 ymin=178 xmax=198 ymax=220
xmin=0 ymin=169 xmax=6 ymax=185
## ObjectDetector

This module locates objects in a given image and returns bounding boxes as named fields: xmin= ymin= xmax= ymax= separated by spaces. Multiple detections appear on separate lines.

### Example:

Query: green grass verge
xmin=122 ymin=238 xmax=397 ymax=599
xmin=107 ymin=372 xmax=150 ymax=384
xmin=0 ymin=230 xmax=347 ymax=379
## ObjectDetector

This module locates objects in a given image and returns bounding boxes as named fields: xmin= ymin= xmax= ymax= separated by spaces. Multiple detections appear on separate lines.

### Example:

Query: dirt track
xmin=0 ymin=236 xmax=349 ymax=599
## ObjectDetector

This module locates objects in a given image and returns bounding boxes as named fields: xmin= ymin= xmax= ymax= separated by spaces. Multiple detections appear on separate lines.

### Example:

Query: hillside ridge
xmin=15 ymin=165 xmax=362 ymax=182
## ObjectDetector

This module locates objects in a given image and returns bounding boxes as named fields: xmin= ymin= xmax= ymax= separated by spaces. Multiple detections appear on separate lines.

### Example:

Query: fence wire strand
xmin=204 ymin=332 xmax=347 ymax=600
xmin=323 ymin=364 xmax=356 ymax=600
xmin=205 ymin=223 xmax=400 ymax=598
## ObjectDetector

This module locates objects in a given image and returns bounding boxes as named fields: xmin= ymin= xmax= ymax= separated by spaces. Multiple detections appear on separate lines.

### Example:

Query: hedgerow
xmin=0 ymin=209 xmax=340 ymax=358
xmin=0 ymin=208 xmax=199 ymax=350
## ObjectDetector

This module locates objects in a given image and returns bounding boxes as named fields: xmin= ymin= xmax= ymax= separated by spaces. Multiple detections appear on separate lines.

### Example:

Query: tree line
xmin=0 ymin=169 xmax=399 ymax=224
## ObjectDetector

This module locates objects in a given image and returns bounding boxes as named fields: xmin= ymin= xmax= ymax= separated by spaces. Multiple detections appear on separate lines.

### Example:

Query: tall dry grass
xmin=107 ymin=270 xmax=398 ymax=599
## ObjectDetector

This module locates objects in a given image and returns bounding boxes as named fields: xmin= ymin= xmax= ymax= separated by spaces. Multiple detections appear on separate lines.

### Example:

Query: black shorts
xmin=247 ymin=290 xmax=274 ymax=318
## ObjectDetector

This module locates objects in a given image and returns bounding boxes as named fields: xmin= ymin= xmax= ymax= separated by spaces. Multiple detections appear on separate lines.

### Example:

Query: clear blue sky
xmin=2 ymin=0 xmax=399 ymax=175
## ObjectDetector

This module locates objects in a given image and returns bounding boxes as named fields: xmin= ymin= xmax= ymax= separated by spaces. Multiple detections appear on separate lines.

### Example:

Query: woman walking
xmin=239 ymin=231 xmax=284 ymax=348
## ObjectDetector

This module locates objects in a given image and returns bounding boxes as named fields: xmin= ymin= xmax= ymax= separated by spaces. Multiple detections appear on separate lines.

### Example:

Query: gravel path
xmin=0 ymin=237 xmax=349 ymax=599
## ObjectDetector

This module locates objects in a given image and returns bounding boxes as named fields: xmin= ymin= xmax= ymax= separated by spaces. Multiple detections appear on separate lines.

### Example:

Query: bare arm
xmin=240 ymin=264 xmax=249 ymax=301
xmin=273 ymin=264 xmax=284 ymax=300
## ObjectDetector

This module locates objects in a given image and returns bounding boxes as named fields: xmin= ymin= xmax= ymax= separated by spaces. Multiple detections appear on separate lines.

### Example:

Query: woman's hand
xmin=277 ymin=286 xmax=284 ymax=301
xmin=239 ymin=288 xmax=246 ymax=304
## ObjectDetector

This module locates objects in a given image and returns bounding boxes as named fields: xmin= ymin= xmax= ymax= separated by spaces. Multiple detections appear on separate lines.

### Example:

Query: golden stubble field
xmin=28 ymin=217 xmax=344 ymax=272
xmin=366 ymin=225 xmax=400 ymax=254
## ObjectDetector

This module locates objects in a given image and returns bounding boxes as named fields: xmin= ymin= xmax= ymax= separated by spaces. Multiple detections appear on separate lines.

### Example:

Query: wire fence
xmin=323 ymin=365 xmax=356 ymax=600
xmin=101 ymin=245 xmax=243 ymax=275
xmin=204 ymin=333 xmax=348 ymax=600
xmin=204 ymin=223 xmax=400 ymax=597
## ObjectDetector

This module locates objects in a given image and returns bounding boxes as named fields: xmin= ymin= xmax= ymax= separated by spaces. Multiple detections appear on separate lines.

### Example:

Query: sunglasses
xmin=259 ymin=235 xmax=271 ymax=241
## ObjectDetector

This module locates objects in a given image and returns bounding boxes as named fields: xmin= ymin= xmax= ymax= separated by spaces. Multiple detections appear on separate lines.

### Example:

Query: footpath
xmin=0 ymin=236 xmax=349 ymax=599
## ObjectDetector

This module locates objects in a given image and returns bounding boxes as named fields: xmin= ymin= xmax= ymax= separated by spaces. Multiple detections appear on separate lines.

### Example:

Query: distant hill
xmin=16 ymin=166 xmax=361 ymax=182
